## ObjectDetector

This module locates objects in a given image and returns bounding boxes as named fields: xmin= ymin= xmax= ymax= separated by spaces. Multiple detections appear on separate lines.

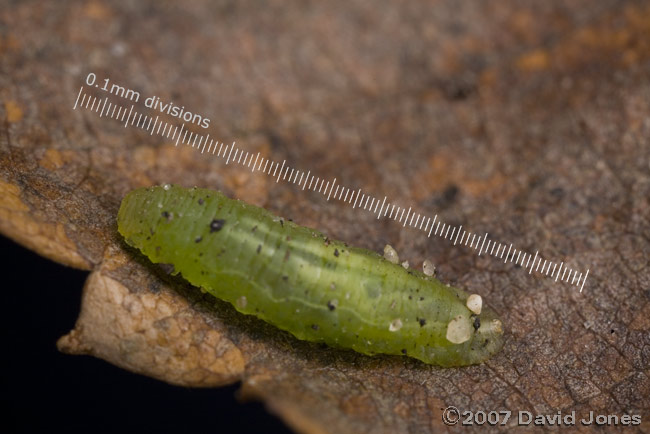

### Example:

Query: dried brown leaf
xmin=2 ymin=1 xmax=649 ymax=433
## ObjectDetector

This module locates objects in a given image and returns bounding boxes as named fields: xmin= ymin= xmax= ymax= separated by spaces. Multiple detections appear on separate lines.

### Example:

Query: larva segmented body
xmin=117 ymin=185 xmax=504 ymax=367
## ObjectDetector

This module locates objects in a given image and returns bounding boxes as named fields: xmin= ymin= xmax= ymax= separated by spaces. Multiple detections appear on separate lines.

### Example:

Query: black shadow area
xmin=0 ymin=235 xmax=292 ymax=434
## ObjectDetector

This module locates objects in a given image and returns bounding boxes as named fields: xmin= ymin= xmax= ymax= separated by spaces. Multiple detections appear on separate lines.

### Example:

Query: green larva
xmin=117 ymin=184 xmax=504 ymax=367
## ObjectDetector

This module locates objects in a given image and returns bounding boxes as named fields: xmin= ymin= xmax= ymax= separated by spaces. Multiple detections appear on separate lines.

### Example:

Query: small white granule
xmin=236 ymin=295 xmax=247 ymax=309
xmin=383 ymin=244 xmax=400 ymax=264
xmin=466 ymin=294 xmax=483 ymax=315
xmin=491 ymin=319 xmax=503 ymax=334
xmin=422 ymin=259 xmax=436 ymax=276
xmin=389 ymin=318 xmax=403 ymax=332
xmin=446 ymin=315 xmax=471 ymax=344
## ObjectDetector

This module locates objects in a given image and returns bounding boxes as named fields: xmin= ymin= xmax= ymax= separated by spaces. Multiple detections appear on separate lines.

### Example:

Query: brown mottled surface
xmin=1 ymin=1 xmax=649 ymax=432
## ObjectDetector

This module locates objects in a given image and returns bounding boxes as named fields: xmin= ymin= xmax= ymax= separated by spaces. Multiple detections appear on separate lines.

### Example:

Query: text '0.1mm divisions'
xmin=85 ymin=72 xmax=140 ymax=102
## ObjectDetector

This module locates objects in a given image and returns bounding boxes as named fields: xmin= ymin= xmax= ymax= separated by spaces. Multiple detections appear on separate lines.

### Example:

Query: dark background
xmin=0 ymin=235 xmax=291 ymax=434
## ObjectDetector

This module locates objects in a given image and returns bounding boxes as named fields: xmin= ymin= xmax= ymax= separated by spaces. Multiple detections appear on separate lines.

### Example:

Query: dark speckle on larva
xmin=473 ymin=315 xmax=481 ymax=331
xmin=210 ymin=219 xmax=225 ymax=233
xmin=117 ymin=185 xmax=505 ymax=367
